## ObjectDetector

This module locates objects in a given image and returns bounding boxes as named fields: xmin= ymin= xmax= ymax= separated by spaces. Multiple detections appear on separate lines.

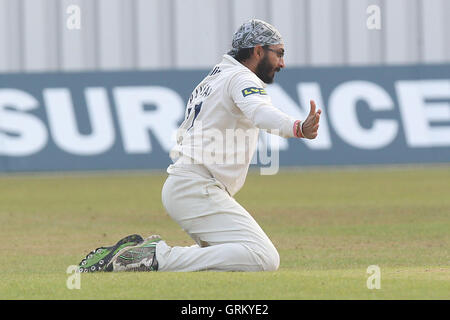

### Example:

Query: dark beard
xmin=255 ymin=55 xmax=278 ymax=84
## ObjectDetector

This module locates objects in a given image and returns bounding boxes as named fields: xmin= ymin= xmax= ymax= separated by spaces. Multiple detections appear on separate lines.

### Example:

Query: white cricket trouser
xmin=156 ymin=166 xmax=280 ymax=272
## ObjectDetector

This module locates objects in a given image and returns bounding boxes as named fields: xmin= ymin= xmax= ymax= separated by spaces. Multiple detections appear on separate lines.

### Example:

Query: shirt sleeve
xmin=228 ymin=72 xmax=297 ymax=138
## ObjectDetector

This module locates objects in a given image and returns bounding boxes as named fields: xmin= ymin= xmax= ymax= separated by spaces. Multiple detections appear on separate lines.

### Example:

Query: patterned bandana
xmin=228 ymin=19 xmax=283 ymax=57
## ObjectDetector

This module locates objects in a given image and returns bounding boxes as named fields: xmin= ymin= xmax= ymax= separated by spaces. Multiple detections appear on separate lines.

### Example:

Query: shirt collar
xmin=222 ymin=54 xmax=267 ymax=88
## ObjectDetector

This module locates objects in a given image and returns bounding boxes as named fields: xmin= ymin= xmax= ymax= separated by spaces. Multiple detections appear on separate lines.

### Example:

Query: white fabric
xmin=157 ymin=167 xmax=279 ymax=272
xmin=169 ymin=54 xmax=296 ymax=196
xmin=158 ymin=55 xmax=298 ymax=272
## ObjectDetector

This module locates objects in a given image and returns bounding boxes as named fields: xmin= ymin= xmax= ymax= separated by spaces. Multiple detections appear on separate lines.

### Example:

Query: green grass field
xmin=0 ymin=166 xmax=449 ymax=299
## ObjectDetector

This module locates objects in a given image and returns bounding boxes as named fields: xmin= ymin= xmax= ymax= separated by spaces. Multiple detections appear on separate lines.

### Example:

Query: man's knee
xmin=238 ymin=242 xmax=279 ymax=271
xmin=253 ymin=243 xmax=279 ymax=271
xmin=262 ymin=247 xmax=280 ymax=271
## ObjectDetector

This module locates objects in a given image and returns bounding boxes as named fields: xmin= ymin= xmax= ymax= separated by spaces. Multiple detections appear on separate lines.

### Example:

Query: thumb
xmin=309 ymin=100 xmax=316 ymax=116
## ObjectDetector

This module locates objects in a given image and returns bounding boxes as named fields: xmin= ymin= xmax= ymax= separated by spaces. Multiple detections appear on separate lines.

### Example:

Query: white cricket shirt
xmin=168 ymin=54 xmax=298 ymax=196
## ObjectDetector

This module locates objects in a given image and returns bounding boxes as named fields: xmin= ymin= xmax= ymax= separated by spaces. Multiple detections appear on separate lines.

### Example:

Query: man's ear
xmin=253 ymin=45 xmax=264 ymax=60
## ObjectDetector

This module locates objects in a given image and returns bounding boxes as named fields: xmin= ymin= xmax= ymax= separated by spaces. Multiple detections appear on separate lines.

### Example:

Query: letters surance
xmin=0 ymin=79 xmax=449 ymax=158
xmin=0 ymin=86 xmax=185 ymax=156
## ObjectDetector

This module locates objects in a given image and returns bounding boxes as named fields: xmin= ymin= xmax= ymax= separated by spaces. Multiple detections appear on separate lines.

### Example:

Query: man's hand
xmin=301 ymin=100 xmax=321 ymax=139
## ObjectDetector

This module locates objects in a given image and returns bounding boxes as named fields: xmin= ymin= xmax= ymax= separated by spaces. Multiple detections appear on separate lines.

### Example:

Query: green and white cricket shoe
xmin=105 ymin=235 xmax=161 ymax=272
xmin=78 ymin=234 xmax=144 ymax=273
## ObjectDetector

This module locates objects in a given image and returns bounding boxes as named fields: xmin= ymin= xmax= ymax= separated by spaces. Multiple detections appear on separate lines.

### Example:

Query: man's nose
xmin=279 ymin=57 xmax=285 ymax=69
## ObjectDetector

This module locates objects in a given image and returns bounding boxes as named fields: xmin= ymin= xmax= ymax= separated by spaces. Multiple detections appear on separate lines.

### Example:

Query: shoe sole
xmin=106 ymin=236 xmax=162 ymax=272
xmin=78 ymin=234 xmax=144 ymax=273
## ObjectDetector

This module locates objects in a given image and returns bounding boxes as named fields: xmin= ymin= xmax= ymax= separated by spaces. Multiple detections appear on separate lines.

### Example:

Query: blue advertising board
xmin=0 ymin=64 xmax=449 ymax=172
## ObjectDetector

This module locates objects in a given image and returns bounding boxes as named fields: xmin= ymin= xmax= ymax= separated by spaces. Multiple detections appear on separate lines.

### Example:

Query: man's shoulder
xmin=199 ymin=55 xmax=263 ymax=97
xmin=216 ymin=55 xmax=248 ymax=75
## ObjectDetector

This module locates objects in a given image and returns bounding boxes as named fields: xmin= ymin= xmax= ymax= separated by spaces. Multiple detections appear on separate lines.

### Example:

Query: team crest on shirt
xmin=242 ymin=87 xmax=267 ymax=97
